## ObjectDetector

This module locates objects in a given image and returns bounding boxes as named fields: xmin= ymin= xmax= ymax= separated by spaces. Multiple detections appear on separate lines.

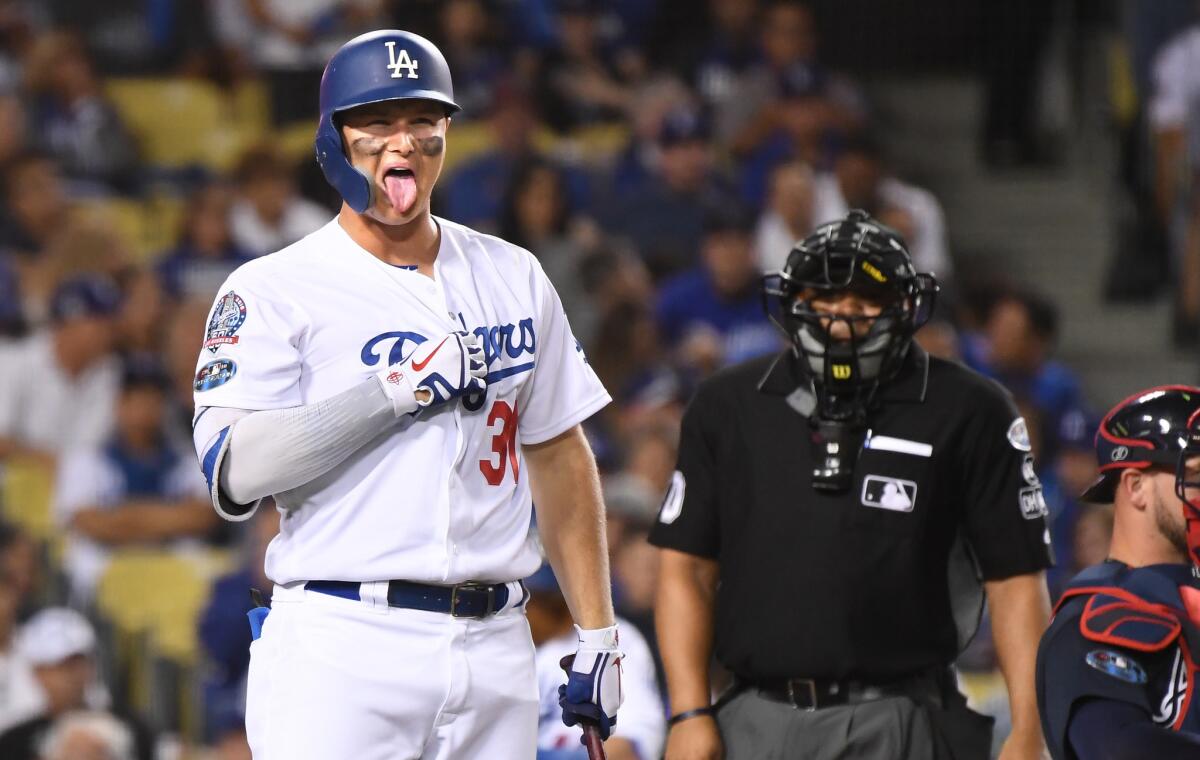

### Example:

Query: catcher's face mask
xmin=1175 ymin=416 xmax=1200 ymax=570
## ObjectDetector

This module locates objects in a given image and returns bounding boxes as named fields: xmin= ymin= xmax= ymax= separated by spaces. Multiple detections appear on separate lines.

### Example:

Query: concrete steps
xmin=862 ymin=75 xmax=1195 ymax=408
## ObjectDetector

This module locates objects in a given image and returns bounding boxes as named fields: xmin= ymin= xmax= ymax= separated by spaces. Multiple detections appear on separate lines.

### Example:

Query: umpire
xmin=650 ymin=210 xmax=1053 ymax=760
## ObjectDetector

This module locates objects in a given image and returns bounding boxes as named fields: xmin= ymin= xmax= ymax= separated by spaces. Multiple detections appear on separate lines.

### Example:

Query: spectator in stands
xmin=211 ymin=0 xmax=389 ymax=125
xmin=36 ymin=710 xmax=136 ymax=760
xmin=198 ymin=505 xmax=276 ymax=756
xmin=499 ymin=158 xmax=595 ymax=341
xmin=811 ymin=136 xmax=953 ymax=278
xmin=753 ymin=159 xmax=815 ymax=273
xmin=586 ymin=299 xmax=684 ymax=471
xmin=669 ymin=0 xmax=763 ymax=145
xmin=729 ymin=0 xmax=864 ymax=159
xmin=655 ymin=204 xmax=780 ymax=378
xmin=1149 ymin=19 xmax=1200 ymax=345
xmin=43 ymin=0 xmax=218 ymax=76
xmin=0 ymin=608 xmax=152 ymax=760
xmin=621 ymin=422 xmax=679 ymax=497
xmin=53 ymin=360 xmax=215 ymax=604
xmin=0 ymin=275 xmax=122 ymax=466
xmin=0 ymin=94 xmax=28 ymax=166
xmin=441 ymin=80 xmax=591 ymax=231
xmin=0 ymin=2 xmax=46 ymax=92
xmin=0 ymin=527 xmax=41 ymax=736
xmin=436 ymin=0 xmax=506 ymax=118
xmin=114 ymin=269 xmax=165 ymax=361
xmin=526 ymin=563 xmax=665 ymax=760
xmin=534 ymin=0 xmax=643 ymax=134
xmin=162 ymin=300 xmax=211 ymax=437
xmin=975 ymin=290 xmax=1092 ymax=466
xmin=607 ymin=75 xmax=694 ymax=198
xmin=1072 ymin=504 xmax=1114 ymax=573
xmin=228 ymin=145 xmax=327 ymax=258
xmin=156 ymin=183 xmax=254 ymax=301
xmin=602 ymin=107 xmax=735 ymax=279
xmin=0 ymin=153 xmax=68 ymax=260
xmin=22 ymin=30 xmax=138 ymax=193
xmin=737 ymin=63 xmax=839 ymax=208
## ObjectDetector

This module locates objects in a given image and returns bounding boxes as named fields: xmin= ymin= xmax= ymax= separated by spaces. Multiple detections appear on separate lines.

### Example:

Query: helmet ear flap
xmin=315 ymin=113 xmax=373 ymax=214
xmin=909 ymin=274 xmax=939 ymax=331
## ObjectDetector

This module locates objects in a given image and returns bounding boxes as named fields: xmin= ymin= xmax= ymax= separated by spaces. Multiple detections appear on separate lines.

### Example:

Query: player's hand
xmin=664 ymin=715 xmax=723 ymax=760
xmin=376 ymin=330 xmax=486 ymax=415
xmin=558 ymin=625 xmax=623 ymax=741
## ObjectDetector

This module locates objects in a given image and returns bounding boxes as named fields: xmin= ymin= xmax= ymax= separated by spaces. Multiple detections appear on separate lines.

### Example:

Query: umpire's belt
xmin=304 ymin=579 xmax=519 ymax=618
xmin=740 ymin=667 xmax=948 ymax=711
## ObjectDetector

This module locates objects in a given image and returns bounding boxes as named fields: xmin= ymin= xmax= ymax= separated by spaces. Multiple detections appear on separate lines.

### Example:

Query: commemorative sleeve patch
xmin=195 ymin=359 xmax=237 ymax=391
xmin=204 ymin=291 xmax=247 ymax=352
xmin=1085 ymin=649 xmax=1148 ymax=684
xmin=1007 ymin=417 xmax=1032 ymax=452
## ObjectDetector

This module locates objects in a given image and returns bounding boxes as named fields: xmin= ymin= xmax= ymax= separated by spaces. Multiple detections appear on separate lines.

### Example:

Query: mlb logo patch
xmin=861 ymin=475 xmax=917 ymax=512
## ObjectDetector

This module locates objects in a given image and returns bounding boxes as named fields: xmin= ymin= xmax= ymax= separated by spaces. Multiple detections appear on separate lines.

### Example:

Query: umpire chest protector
xmin=1037 ymin=561 xmax=1200 ymax=759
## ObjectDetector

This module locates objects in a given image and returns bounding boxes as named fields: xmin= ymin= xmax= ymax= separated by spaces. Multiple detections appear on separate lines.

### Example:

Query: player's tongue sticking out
xmin=383 ymin=170 xmax=417 ymax=213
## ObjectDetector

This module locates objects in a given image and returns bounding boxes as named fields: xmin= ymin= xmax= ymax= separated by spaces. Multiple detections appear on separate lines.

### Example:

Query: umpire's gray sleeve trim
xmin=209 ymin=377 xmax=397 ymax=507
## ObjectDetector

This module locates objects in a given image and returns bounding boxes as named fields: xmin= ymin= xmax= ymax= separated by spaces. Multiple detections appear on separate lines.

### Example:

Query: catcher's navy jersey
xmin=1037 ymin=561 xmax=1200 ymax=759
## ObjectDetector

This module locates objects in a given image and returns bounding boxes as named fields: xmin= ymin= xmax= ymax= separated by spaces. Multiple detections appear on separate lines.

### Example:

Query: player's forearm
xmin=986 ymin=572 xmax=1051 ymax=750
xmin=656 ymin=548 xmax=719 ymax=713
xmin=526 ymin=425 xmax=615 ymax=630
xmin=72 ymin=500 xmax=217 ymax=544
xmin=217 ymin=377 xmax=396 ymax=503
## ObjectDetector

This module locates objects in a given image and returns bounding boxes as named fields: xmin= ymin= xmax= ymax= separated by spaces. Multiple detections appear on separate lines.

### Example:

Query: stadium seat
xmin=105 ymin=78 xmax=269 ymax=173
xmin=95 ymin=549 xmax=232 ymax=664
xmin=1 ymin=457 xmax=55 ymax=543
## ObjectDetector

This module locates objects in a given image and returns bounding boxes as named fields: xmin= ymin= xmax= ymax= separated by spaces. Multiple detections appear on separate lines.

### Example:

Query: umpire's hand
xmin=665 ymin=716 xmax=723 ymax=760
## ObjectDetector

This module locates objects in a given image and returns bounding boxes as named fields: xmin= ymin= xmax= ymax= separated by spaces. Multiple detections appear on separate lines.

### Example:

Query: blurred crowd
xmin=0 ymin=0 xmax=1178 ymax=758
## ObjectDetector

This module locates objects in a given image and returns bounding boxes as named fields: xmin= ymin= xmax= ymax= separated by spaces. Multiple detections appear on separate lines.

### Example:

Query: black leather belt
xmin=741 ymin=669 xmax=946 ymax=712
xmin=305 ymin=579 xmax=519 ymax=619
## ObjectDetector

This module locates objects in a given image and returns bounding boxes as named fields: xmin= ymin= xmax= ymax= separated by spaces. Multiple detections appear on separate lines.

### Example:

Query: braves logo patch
xmin=194 ymin=358 xmax=237 ymax=392
xmin=204 ymin=291 xmax=246 ymax=352
xmin=1153 ymin=647 xmax=1188 ymax=727
xmin=1086 ymin=649 xmax=1147 ymax=684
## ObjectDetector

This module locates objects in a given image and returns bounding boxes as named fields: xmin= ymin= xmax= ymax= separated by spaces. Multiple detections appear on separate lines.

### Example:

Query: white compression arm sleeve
xmin=193 ymin=377 xmax=396 ymax=520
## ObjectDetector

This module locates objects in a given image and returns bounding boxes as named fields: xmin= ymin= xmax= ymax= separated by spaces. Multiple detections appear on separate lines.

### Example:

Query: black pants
xmin=716 ymin=689 xmax=993 ymax=760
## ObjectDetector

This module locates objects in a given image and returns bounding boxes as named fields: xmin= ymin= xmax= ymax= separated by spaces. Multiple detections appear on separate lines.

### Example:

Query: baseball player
xmin=190 ymin=30 xmax=622 ymax=759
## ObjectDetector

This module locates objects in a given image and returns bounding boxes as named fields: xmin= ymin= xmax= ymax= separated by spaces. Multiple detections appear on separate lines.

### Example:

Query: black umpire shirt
xmin=648 ymin=346 xmax=1053 ymax=682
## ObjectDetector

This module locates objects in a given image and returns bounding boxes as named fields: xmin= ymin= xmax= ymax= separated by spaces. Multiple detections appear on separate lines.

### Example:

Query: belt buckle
xmin=450 ymin=583 xmax=494 ymax=619
xmin=787 ymin=679 xmax=819 ymax=712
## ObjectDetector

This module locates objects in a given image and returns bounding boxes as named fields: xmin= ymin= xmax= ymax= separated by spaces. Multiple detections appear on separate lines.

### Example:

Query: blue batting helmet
xmin=315 ymin=30 xmax=461 ymax=213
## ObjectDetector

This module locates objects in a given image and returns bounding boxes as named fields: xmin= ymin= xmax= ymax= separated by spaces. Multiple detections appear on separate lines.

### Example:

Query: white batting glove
xmin=376 ymin=331 xmax=487 ymax=416
xmin=559 ymin=624 xmax=623 ymax=740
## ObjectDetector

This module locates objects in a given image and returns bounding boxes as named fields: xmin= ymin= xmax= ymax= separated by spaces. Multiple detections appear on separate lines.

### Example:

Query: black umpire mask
xmin=763 ymin=210 xmax=938 ymax=493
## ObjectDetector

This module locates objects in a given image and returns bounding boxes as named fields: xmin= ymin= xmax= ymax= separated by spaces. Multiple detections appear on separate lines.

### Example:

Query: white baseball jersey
xmin=193 ymin=217 xmax=610 ymax=585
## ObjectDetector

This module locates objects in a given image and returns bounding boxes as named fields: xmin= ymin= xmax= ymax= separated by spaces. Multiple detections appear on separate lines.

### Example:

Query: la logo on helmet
xmin=385 ymin=41 xmax=419 ymax=79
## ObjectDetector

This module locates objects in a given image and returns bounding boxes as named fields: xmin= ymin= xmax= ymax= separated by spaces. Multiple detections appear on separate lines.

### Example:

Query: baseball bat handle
xmin=582 ymin=722 xmax=607 ymax=760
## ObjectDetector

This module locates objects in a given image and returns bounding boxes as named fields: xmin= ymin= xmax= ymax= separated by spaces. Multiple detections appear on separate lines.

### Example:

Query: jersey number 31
xmin=480 ymin=400 xmax=519 ymax=485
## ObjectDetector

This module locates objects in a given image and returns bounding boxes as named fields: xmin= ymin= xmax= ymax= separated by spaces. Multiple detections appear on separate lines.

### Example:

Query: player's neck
xmin=1108 ymin=516 xmax=1188 ymax=568
xmin=339 ymin=205 xmax=440 ymax=273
